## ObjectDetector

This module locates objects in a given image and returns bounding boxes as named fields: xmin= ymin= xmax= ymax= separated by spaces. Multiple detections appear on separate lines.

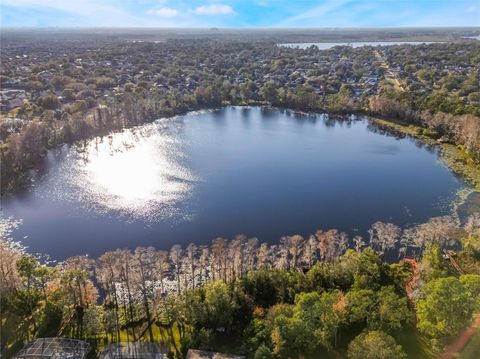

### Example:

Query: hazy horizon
xmin=2 ymin=26 xmax=480 ymax=29
xmin=1 ymin=0 xmax=479 ymax=28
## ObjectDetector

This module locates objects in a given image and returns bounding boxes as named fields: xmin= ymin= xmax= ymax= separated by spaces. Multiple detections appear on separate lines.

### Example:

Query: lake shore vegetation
xmin=1 ymin=214 xmax=480 ymax=358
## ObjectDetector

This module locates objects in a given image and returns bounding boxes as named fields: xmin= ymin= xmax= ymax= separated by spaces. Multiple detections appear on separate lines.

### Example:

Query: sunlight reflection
xmin=68 ymin=122 xmax=196 ymax=221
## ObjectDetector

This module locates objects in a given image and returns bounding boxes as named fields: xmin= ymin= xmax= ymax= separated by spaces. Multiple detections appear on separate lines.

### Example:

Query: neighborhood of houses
xmin=3 ymin=35 xmax=477 ymax=125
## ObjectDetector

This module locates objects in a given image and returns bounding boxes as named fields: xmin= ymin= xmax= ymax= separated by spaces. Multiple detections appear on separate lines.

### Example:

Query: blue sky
xmin=1 ymin=0 xmax=479 ymax=27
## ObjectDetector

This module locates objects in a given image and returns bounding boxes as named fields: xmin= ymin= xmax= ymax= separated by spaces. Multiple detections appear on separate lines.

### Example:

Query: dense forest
xmin=1 ymin=39 xmax=480 ymax=192
xmin=1 ymin=213 xmax=480 ymax=358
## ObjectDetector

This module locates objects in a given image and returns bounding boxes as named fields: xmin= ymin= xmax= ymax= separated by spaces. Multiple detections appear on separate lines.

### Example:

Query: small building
xmin=100 ymin=342 xmax=167 ymax=359
xmin=185 ymin=349 xmax=245 ymax=359
xmin=15 ymin=338 xmax=90 ymax=359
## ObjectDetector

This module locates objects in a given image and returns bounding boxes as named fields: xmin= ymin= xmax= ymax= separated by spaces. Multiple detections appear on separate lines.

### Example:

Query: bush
xmin=347 ymin=331 xmax=406 ymax=359
xmin=38 ymin=94 xmax=59 ymax=110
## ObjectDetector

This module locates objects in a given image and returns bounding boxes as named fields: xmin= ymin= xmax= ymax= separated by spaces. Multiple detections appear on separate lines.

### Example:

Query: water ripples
xmin=40 ymin=120 xmax=198 ymax=222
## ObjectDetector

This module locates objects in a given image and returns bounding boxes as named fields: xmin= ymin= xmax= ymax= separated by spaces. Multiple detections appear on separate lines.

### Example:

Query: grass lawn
xmin=459 ymin=328 xmax=480 ymax=359
xmin=396 ymin=328 xmax=436 ymax=359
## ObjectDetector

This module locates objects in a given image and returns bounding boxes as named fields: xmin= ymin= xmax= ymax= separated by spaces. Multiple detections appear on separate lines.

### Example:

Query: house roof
xmin=100 ymin=342 xmax=168 ymax=359
xmin=185 ymin=349 xmax=245 ymax=359
xmin=15 ymin=338 xmax=90 ymax=359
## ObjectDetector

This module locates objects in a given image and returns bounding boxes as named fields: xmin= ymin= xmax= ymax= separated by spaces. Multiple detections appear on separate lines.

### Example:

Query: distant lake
xmin=2 ymin=107 xmax=465 ymax=259
xmin=463 ymin=35 xmax=480 ymax=40
xmin=279 ymin=41 xmax=440 ymax=49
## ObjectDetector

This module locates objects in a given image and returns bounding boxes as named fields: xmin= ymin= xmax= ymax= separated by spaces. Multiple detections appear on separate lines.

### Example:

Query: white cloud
xmin=194 ymin=4 xmax=235 ymax=15
xmin=1 ymin=0 xmax=186 ymax=26
xmin=148 ymin=7 xmax=178 ymax=17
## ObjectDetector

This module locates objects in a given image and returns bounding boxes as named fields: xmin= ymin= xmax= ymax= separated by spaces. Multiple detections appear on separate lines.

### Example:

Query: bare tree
xmin=257 ymin=243 xmax=271 ymax=269
xmin=316 ymin=230 xmax=329 ymax=262
xmin=186 ymin=244 xmax=197 ymax=289
xmin=303 ymin=234 xmax=318 ymax=268
xmin=244 ymin=237 xmax=258 ymax=273
xmin=337 ymin=232 xmax=348 ymax=258
xmin=353 ymin=235 xmax=365 ymax=253
xmin=180 ymin=256 xmax=190 ymax=292
xmin=369 ymin=222 xmax=401 ymax=256
xmin=316 ymin=229 xmax=349 ymax=262
xmin=132 ymin=247 xmax=157 ymax=342
xmin=229 ymin=235 xmax=245 ymax=281
xmin=96 ymin=251 xmax=122 ymax=341
xmin=155 ymin=250 xmax=169 ymax=296
xmin=415 ymin=216 xmax=457 ymax=249
xmin=399 ymin=227 xmax=417 ymax=258
xmin=286 ymin=235 xmax=304 ymax=270
xmin=464 ymin=213 xmax=480 ymax=239
xmin=118 ymin=249 xmax=137 ymax=340
xmin=275 ymin=240 xmax=289 ymax=270
xmin=170 ymin=244 xmax=183 ymax=293
xmin=0 ymin=217 xmax=23 ymax=297
xmin=426 ymin=216 xmax=458 ymax=246
xmin=211 ymin=238 xmax=227 ymax=281
xmin=198 ymin=246 xmax=210 ymax=283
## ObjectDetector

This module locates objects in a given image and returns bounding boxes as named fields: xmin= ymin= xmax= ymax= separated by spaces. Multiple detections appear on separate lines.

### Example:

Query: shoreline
xmin=371 ymin=117 xmax=480 ymax=190
xmin=370 ymin=117 xmax=480 ymax=217
xmin=3 ymin=105 xmax=479 ymax=262
xmin=3 ymin=104 xmax=480 ymax=197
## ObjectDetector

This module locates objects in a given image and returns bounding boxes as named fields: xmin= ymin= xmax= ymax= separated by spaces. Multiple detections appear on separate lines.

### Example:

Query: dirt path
xmin=439 ymin=315 xmax=480 ymax=359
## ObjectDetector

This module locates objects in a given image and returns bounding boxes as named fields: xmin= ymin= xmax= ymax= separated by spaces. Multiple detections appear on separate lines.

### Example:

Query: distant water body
xmin=2 ymin=107 xmax=466 ymax=259
xmin=279 ymin=41 xmax=440 ymax=50
xmin=463 ymin=35 xmax=480 ymax=40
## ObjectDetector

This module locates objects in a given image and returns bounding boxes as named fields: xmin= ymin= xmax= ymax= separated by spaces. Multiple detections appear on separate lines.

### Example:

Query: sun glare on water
xmin=65 ymin=122 xmax=196 ymax=221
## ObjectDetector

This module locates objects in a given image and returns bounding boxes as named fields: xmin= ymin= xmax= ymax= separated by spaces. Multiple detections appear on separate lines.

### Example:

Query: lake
xmin=1 ymin=107 xmax=466 ymax=260
xmin=279 ymin=41 xmax=440 ymax=49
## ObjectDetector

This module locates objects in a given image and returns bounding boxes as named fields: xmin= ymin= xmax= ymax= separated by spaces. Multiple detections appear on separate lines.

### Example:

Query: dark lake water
xmin=2 ymin=107 xmax=466 ymax=259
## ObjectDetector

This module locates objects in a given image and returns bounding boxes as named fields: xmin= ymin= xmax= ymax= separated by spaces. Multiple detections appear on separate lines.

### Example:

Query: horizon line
xmin=2 ymin=26 xmax=480 ymax=30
